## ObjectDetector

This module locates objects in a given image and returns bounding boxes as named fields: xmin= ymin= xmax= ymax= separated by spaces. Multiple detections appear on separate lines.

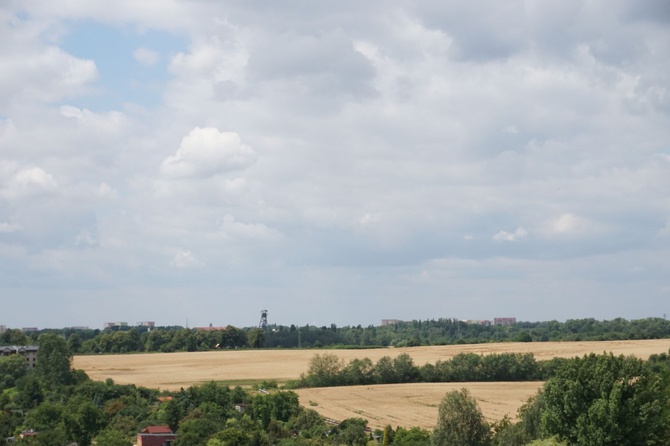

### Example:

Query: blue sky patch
xmin=60 ymin=20 xmax=187 ymax=111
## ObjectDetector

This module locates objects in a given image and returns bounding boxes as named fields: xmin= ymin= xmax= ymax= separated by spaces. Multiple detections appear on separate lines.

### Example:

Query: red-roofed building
xmin=137 ymin=426 xmax=175 ymax=446
xmin=494 ymin=317 xmax=517 ymax=326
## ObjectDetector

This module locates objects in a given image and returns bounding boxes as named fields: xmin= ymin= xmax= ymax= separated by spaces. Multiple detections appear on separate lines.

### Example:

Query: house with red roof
xmin=137 ymin=425 xmax=175 ymax=446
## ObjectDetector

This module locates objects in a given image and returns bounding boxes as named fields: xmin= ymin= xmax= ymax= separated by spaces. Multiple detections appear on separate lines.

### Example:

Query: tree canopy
xmin=432 ymin=388 xmax=491 ymax=446
xmin=542 ymin=353 xmax=669 ymax=446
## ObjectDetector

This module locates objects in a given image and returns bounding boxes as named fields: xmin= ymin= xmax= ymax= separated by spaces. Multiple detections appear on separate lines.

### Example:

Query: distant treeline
xmin=2 ymin=317 xmax=670 ymax=354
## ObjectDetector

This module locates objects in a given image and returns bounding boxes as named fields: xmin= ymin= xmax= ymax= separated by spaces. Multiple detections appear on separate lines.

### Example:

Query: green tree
xmin=33 ymin=425 xmax=69 ymax=446
xmin=374 ymin=356 xmax=397 ymax=383
xmin=63 ymin=399 xmax=107 ymax=446
xmin=251 ymin=391 xmax=299 ymax=429
xmin=0 ymin=354 xmax=29 ymax=390
xmin=331 ymin=418 xmax=369 ymax=446
xmin=491 ymin=415 xmax=529 ymax=446
xmin=36 ymin=334 xmax=73 ymax=387
xmin=248 ymin=328 xmax=266 ymax=349
xmin=23 ymin=400 xmax=64 ymax=431
xmin=516 ymin=392 xmax=545 ymax=441
xmin=208 ymin=415 xmax=267 ymax=446
xmin=1 ymin=328 xmax=28 ymax=345
xmin=94 ymin=428 xmax=133 ymax=446
xmin=432 ymin=388 xmax=491 ymax=446
xmin=172 ymin=328 xmax=196 ymax=351
xmin=343 ymin=358 xmax=374 ymax=385
xmin=393 ymin=353 xmax=420 ymax=383
xmin=67 ymin=333 xmax=83 ymax=353
xmin=164 ymin=398 xmax=183 ymax=432
xmin=394 ymin=426 xmax=431 ymax=445
xmin=285 ymin=408 xmax=326 ymax=439
xmin=381 ymin=425 xmax=393 ymax=446
xmin=304 ymin=353 xmax=344 ymax=387
xmin=175 ymin=403 xmax=226 ymax=446
xmin=542 ymin=353 xmax=669 ymax=446
xmin=14 ymin=372 xmax=44 ymax=409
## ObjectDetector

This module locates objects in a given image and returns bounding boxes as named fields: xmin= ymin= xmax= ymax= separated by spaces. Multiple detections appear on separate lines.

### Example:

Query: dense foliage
xmin=542 ymin=353 xmax=669 ymax=446
xmin=1 ymin=335 xmax=390 ymax=445
xmin=475 ymin=353 xmax=670 ymax=446
xmin=288 ymin=352 xmax=565 ymax=388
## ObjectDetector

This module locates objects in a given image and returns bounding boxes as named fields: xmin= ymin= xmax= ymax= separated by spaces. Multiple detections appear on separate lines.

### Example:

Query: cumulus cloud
xmin=3 ymin=166 xmax=58 ymax=199
xmin=171 ymin=249 xmax=201 ymax=268
xmin=133 ymin=47 xmax=160 ymax=66
xmin=95 ymin=183 xmax=118 ymax=200
xmin=218 ymin=214 xmax=281 ymax=241
xmin=553 ymin=213 xmax=587 ymax=234
xmin=493 ymin=227 xmax=528 ymax=242
xmin=0 ymin=14 xmax=98 ymax=111
xmin=161 ymin=127 xmax=257 ymax=179
xmin=59 ymin=105 xmax=129 ymax=135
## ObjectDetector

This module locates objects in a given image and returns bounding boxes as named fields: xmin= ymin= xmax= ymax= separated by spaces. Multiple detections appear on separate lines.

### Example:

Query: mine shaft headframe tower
xmin=259 ymin=309 xmax=268 ymax=330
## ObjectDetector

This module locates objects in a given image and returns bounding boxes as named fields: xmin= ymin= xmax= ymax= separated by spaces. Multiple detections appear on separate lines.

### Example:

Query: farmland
xmin=294 ymin=382 xmax=544 ymax=430
xmin=74 ymin=339 xmax=669 ymax=429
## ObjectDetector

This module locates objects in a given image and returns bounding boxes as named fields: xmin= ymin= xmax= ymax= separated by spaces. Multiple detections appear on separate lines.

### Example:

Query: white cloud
xmin=218 ymin=214 xmax=281 ymax=241
xmin=0 ymin=14 xmax=98 ymax=111
xmin=161 ymin=127 xmax=257 ymax=178
xmin=359 ymin=213 xmax=380 ymax=226
xmin=59 ymin=105 xmax=129 ymax=134
xmin=493 ymin=227 xmax=528 ymax=242
xmin=3 ymin=166 xmax=58 ymax=199
xmin=75 ymin=229 xmax=97 ymax=247
xmin=95 ymin=183 xmax=118 ymax=200
xmin=0 ymin=222 xmax=22 ymax=233
xmin=133 ymin=47 xmax=160 ymax=66
xmin=171 ymin=249 xmax=201 ymax=268
xmin=553 ymin=213 xmax=586 ymax=234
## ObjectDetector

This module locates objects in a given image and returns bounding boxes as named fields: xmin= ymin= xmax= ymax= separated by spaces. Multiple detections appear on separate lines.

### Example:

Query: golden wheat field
xmin=74 ymin=339 xmax=669 ymax=429
xmin=294 ymin=382 xmax=544 ymax=430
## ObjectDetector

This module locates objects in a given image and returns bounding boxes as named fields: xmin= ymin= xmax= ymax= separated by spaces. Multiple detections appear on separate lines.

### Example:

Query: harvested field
xmin=73 ymin=339 xmax=668 ymax=430
xmin=74 ymin=339 xmax=669 ymax=390
xmin=294 ymin=382 xmax=544 ymax=430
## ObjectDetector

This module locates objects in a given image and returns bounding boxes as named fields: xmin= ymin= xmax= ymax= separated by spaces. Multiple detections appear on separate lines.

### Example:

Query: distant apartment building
xmin=103 ymin=322 xmax=129 ymax=329
xmin=196 ymin=323 xmax=228 ymax=331
xmin=21 ymin=327 xmax=38 ymax=333
xmin=466 ymin=319 xmax=492 ymax=326
xmin=138 ymin=321 xmax=155 ymax=328
xmin=494 ymin=317 xmax=517 ymax=326
xmin=0 ymin=324 xmax=6 ymax=334
xmin=0 ymin=345 xmax=39 ymax=368
xmin=381 ymin=319 xmax=402 ymax=326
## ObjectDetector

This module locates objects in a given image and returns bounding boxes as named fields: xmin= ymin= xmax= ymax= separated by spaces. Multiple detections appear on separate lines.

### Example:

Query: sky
xmin=1 ymin=1 xmax=669 ymax=330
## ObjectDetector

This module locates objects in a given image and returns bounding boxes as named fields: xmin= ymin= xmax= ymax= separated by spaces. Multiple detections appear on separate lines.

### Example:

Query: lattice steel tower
xmin=259 ymin=309 xmax=268 ymax=330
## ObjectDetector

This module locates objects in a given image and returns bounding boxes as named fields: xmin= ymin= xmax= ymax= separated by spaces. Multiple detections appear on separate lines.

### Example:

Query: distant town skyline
xmin=1 ymin=1 xmax=669 ymax=329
